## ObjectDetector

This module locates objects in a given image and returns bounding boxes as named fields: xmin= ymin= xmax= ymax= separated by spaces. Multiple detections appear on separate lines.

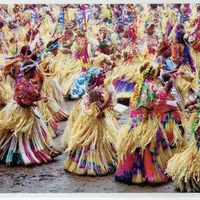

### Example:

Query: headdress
xmin=176 ymin=29 xmax=185 ymax=43
xmin=99 ymin=26 xmax=107 ymax=31
xmin=76 ymin=27 xmax=86 ymax=36
xmin=86 ymin=66 xmax=103 ymax=89
xmin=114 ymin=23 xmax=124 ymax=32
xmin=46 ymin=38 xmax=59 ymax=52
xmin=65 ymin=23 xmax=74 ymax=29
xmin=36 ymin=38 xmax=59 ymax=62
xmin=47 ymin=42 xmax=59 ymax=52
xmin=71 ymin=66 xmax=103 ymax=99
xmin=145 ymin=21 xmax=155 ymax=30
xmin=124 ymin=25 xmax=136 ymax=42
xmin=176 ymin=23 xmax=184 ymax=31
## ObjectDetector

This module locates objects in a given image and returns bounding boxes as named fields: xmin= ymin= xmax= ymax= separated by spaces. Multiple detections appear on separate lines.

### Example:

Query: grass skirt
xmin=0 ymin=100 xmax=61 ymax=166
xmin=166 ymin=138 xmax=200 ymax=192
xmin=37 ymin=100 xmax=60 ymax=138
xmin=159 ymin=111 xmax=187 ymax=154
xmin=115 ymin=114 xmax=172 ymax=184
xmin=0 ymin=81 xmax=13 ymax=107
xmin=62 ymin=101 xmax=117 ymax=176
xmin=61 ymin=99 xmax=81 ymax=150
xmin=58 ymin=59 xmax=82 ymax=96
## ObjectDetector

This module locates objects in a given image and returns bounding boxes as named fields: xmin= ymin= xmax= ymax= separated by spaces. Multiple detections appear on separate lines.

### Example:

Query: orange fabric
xmin=172 ymin=43 xmax=184 ymax=63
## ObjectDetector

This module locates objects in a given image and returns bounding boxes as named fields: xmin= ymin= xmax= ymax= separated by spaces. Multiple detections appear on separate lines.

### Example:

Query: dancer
xmin=166 ymin=80 xmax=200 ymax=192
xmin=0 ymin=60 xmax=61 ymax=166
xmin=138 ymin=22 xmax=159 ymax=55
xmin=39 ymin=39 xmax=69 ymax=122
xmin=155 ymin=39 xmax=176 ymax=72
xmin=62 ymin=66 xmax=117 ymax=176
xmin=157 ymin=72 xmax=187 ymax=154
xmin=115 ymin=62 xmax=174 ymax=184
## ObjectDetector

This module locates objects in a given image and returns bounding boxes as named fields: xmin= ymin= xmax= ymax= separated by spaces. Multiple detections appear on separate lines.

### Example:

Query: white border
xmin=1 ymin=0 xmax=200 ymax=200
xmin=1 ymin=193 xmax=200 ymax=199
xmin=0 ymin=0 xmax=197 ymax=4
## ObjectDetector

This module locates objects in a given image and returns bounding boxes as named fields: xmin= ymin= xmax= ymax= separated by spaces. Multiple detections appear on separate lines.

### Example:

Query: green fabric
xmin=190 ymin=99 xmax=200 ymax=135
xmin=190 ymin=79 xmax=200 ymax=135
xmin=136 ymin=81 xmax=156 ymax=109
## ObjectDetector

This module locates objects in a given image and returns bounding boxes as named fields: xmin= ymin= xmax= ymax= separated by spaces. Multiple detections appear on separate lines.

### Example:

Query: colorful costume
xmin=155 ymin=41 xmax=187 ymax=154
xmin=62 ymin=67 xmax=118 ymax=176
xmin=157 ymin=74 xmax=187 ymax=154
xmin=39 ymin=42 xmax=69 ymax=122
xmin=0 ymin=62 xmax=61 ymax=166
xmin=112 ymin=26 xmax=140 ymax=99
xmin=115 ymin=63 xmax=173 ymax=184
xmin=166 ymin=85 xmax=200 ymax=192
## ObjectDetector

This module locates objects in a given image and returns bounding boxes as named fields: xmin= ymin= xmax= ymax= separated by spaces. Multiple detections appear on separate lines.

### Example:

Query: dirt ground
xmin=0 ymin=99 xmax=179 ymax=193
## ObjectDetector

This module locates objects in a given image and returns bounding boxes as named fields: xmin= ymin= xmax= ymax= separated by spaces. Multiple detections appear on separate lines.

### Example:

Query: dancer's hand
xmin=32 ymin=102 xmax=38 ymax=108
xmin=42 ymin=97 xmax=49 ymax=103
xmin=96 ymin=111 xmax=104 ymax=119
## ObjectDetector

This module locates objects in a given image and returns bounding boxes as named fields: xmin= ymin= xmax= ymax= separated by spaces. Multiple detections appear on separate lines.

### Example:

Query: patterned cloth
xmin=71 ymin=66 xmax=103 ymax=99
xmin=14 ymin=64 xmax=41 ymax=108
xmin=136 ymin=80 xmax=156 ymax=109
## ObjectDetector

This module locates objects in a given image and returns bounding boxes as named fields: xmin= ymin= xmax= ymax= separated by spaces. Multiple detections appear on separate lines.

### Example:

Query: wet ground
xmin=0 ymin=99 xmax=178 ymax=193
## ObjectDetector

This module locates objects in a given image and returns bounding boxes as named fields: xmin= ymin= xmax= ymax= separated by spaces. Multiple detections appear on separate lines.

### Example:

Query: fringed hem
xmin=0 ymin=128 xmax=62 ymax=166
xmin=53 ymin=110 xmax=69 ymax=122
xmin=46 ymin=121 xmax=59 ymax=139
xmin=62 ymin=100 xmax=118 ymax=176
xmin=115 ymin=115 xmax=172 ymax=184
xmin=166 ymin=139 xmax=200 ymax=192
xmin=115 ymin=140 xmax=171 ymax=185
xmin=64 ymin=145 xmax=117 ymax=176
xmin=117 ymin=115 xmax=169 ymax=162
xmin=0 ymin=101 xmax=61 ymax=166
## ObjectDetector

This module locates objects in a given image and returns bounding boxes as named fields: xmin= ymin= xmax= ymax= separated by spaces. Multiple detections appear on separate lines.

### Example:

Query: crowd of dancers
xmin=0 ymin=3 xmax=200 ymax=192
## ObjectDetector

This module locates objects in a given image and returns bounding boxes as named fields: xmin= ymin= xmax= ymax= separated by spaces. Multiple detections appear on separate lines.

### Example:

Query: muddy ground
xmin=0 ymin=99 xmax=178 ymax=193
